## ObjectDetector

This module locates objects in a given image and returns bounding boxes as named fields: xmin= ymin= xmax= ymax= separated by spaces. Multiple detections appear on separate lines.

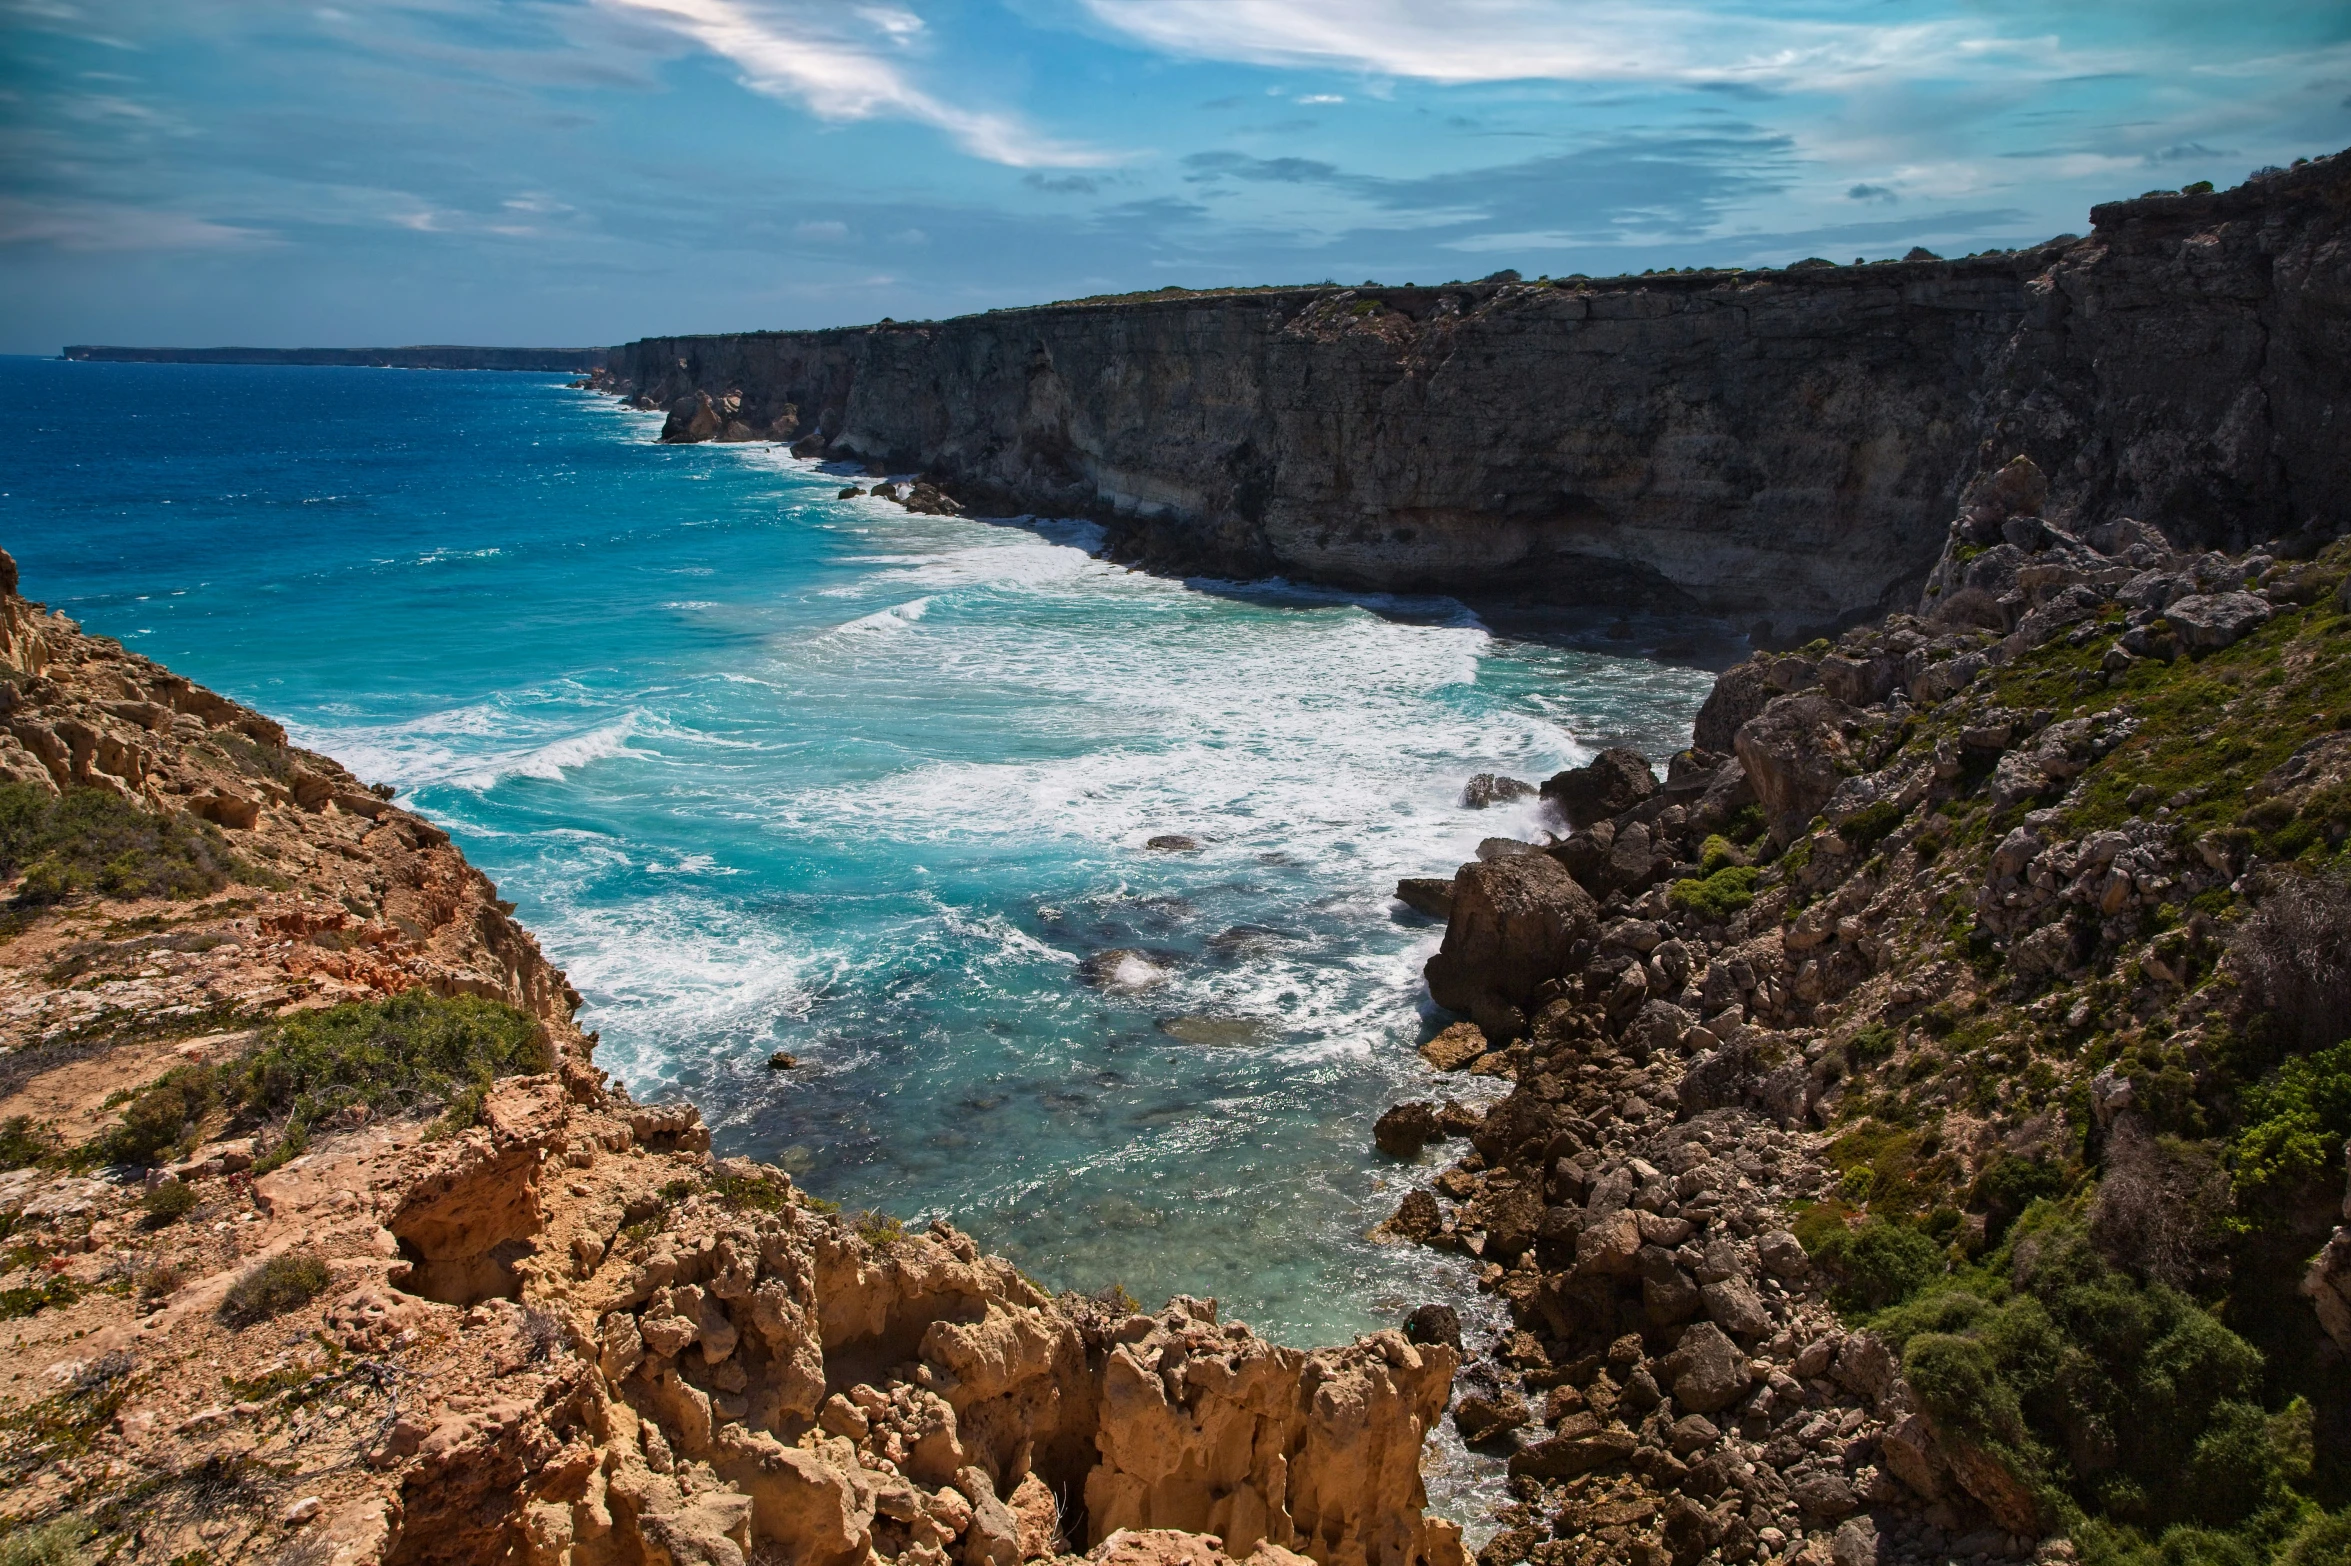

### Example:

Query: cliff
xmin=599 ymin=151 xmax=2350 ymax=642
xmin=62 ymin=346 xmax=608 ymax=372
xmin=0 ymin=559 xmax=1462 ymax=1566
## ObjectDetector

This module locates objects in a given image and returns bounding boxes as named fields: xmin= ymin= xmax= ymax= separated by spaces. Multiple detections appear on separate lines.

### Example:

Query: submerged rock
xmin=1462 ymin=773 xmax=1537 ymax=809
xmin=1081 ymin=948 xmax=1173 ymax=989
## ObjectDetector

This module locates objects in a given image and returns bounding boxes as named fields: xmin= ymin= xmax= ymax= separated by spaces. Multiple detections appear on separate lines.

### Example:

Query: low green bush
xmin=1872 ymin=1220 xmax=2303 ymax=1541
xmin=2228 ymin=1039 xmax=2351 ymax=1213
xmin=231 ymin=989 xmax=549 ymax=1170
xmin=1698 ymin=834 xmax=1742 ymax=873
xmin=81 ymin=989 xmax=547 ymax=1171
xmin=1806 ymin=1215 xmax=1942 ymax=1311
xmin=0 ymin=783 xmax=249 ymax=905
xmin=139 ymin=1179 xmax=198 ymax=1228
xmin=0 ymin=1518 xmax=92 ymax=1566
xmin=1840 ymin=800 xmax=1907 ymax=853
xmin=1666 ymin=864 xmax=1759 ymax=920
xmin=0 ymin=1117 xmax=57 ymax=1171
xmin=220 ymin=1249 xmax=330 ymax=1325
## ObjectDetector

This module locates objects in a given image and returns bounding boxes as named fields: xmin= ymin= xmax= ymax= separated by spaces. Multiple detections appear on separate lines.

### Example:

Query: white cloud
xmin=597 ymin=0 xmax=1112 ymax=167
xmin=1078 ymin=0 xmax=2030 ymax=90
xmin=1296 ymin=92 xmax=1342 ymax=103
xmin=794 ymin=218 xmax=850 ymax=240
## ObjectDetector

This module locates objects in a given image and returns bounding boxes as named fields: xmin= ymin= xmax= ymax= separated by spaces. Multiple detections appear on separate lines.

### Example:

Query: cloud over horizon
xmin=0 ymin=0 xmax=2344 ymax=352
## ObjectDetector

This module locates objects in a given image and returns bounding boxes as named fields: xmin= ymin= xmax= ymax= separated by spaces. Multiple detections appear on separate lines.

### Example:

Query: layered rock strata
xmin=594 ymin=153 xmax=2349 ymax=640
xmin=0 ymin=563 xmax=1462 ymax=1566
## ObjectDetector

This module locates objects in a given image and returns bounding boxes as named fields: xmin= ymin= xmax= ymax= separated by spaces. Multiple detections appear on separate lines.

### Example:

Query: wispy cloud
xmin=0 ymin=196 xmax=271 ymax=251
xmin=1078 ymin=0 xmax=2013 ymax=89
xmin=596 ymin=0 xmax=1113 ymax=167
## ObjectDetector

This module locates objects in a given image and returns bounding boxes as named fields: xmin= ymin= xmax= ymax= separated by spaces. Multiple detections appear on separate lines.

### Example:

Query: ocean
xmin=0 ymin=355 xmax=1721 ymax=1376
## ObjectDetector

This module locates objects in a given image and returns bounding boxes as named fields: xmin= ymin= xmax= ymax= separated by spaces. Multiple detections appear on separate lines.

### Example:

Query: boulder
xmin=1145 ymin=834 xmax=1201 ymax=853
xmin=1540 ymin=748 xmax=1657 ymax=825
xmin=1462 ymin=774 xmax=1537 ymax=809
xmin=1404 ymin=1303 xmax=1462 ymax=1352
xmin=1507 ymin=1420 xmax=1639 ymax=1480
xmin=1700 ymin=1277 xmax=1771 ymax=1340
xmin=2162 ymin=591 xmax=2272 ymax=651
xmin=1453 ymin=1391 xmax=1529 ymax=1445
xmin=1423 ymin=853 xmax=1597 ymax=1040
xmin=1384 ymin=1190 xmax=1443 ymax=1244
xmin=1419 ymin=1022 xmax=1489 ymax=1072
xmin=1663 ymin=1322 xmax=1752 ymax=1414
xmin=1373 ymin=1102 xmax=1443 ymax=1159
xmin=1694 ymin=662 xmax=1776 ymax=755
xmin=1961 ymin=454 xmax=2048 ymax=526
xmin=1733 ymin=692 xmax=1857 ymax=845
xmin=1394 ymin=877 xmax=1455 ymax=919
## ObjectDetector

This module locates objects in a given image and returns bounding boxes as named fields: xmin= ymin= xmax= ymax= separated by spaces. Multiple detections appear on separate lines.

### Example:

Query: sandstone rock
xmin=1830 ymin=1331 xmax=1896 ymax=1403
xmin=1695 ymin=662 xmax=1778 ymax=755
xmin=1541 ymin=748 xmax=1657 ymax=825
xmin=1384 ymin=1190 xmax=1443 ymax=1243
xmin=1507 ymin=1419 xmax=1640 ymax=1480
xmin=1419 ymin=1021 xmax=1489 ymax=1072
xmin=1453 ymin=1390 xmax=1529 ymax=1444
xmin=1424 ymin=853 xmax=1597 ymax=1040
xmin=2162 ymin=591 xmax=2272 ymax=650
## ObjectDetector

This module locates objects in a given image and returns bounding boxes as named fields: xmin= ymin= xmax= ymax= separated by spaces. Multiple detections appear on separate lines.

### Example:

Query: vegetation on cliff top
xmin=80 ymin=988 xmax=548 ymax=1174
xmin=0 ymin=783 xmax=265 ymax=907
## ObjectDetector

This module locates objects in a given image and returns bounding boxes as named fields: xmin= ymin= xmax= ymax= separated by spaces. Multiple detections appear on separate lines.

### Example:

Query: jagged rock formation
xmin=1379 ymin=468 xmax=2351 ymax=1565
xmin=593 ymin=154 xmax=2349 ymax=641
xmin=0 ymin=560 xmax=1463 ymax=1566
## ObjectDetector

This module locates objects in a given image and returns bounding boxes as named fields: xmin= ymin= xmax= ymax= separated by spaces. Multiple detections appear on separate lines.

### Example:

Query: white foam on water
xmin=828 ymin=596 xmax=932 ymax=636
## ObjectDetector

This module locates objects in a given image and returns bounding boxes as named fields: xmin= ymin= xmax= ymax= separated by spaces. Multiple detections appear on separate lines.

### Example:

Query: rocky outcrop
xmin=596 ymin=152 xmax=2350 ymax=640
xmin=0 ymin=559 xmax=1462 ymax=1566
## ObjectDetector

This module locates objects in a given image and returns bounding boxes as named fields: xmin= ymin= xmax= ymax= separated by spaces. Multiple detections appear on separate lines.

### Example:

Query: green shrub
xmin=220 ymin=1249 xmax=330 ymax=1325
xmin=140 ymin=1179 xmax=198 ymax=1228
xmin=1698 ymin=834 xmax=1742 ymax=873
xmin=89 ymin=1063 xmax=222 ymax=1167
xmin=1840 ymin=800 xmax=1906 ymax=854
xmin=0 ymin=783 xmax=248 ymax=905
xmin=854 ymin=1210 xmax=906 ymax=1245
xmin=0 ymin=1117 xmax=57 ymax=1171
xmin=1725 ymin=803 xmax=1766 ymax=845
xmin=1872 ymin=1221 xmax=2293 ymax=1538
xmin=1808 ymin=1216 xmax=1941 ymax=1311
xmin=0 ymin=1276 xmax=79 ymax=1320
xmin=2229 ymin=1039 xmax=2351 ymax=1210
xmin=233 ymin=989 xmax=548 ymax=1168
xmin=81 ymin=989 xmax=548 ymax=1171
xmin=1667 ymin=865 xmax=1760 ymax=920
xmin=2279 ymin=1509 xmax=2351 ymax=1566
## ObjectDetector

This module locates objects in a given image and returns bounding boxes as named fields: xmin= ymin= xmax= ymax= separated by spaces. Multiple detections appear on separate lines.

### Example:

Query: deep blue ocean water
xmin=0 ymin=358 xmax=1722 ymax=1371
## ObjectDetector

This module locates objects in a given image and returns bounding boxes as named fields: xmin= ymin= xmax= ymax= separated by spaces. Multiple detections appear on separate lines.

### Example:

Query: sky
xmin=2 ymin=0 xmax=2347 ymax=352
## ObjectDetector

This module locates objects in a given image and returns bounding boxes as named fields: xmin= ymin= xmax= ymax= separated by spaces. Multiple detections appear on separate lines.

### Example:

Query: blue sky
xmin=3 ymin=0 xmax=2346 ymax=352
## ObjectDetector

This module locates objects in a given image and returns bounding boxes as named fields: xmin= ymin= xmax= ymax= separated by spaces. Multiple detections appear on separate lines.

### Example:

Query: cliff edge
xmin=594 ymin=151 xmax=2349 ymax=643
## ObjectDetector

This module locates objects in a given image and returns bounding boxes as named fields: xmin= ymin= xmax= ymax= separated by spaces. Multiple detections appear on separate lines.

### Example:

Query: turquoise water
xmin=0 ymin=357 xmax=1721 ymax=1356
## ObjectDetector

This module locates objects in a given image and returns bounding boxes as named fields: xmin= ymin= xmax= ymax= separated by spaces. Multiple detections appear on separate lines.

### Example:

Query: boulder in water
xmin=1395 ymin=877 xmax=1454 ymax=919
xmin=1081 ymin=949 xmax=1171 ymax=990
xmin=1155 ymin=1015 xmax=1270 ymax=1047
xmin=1424 ymin=853 xmax=1598 ymax=1039
xmin=1462 ymin=773 xmax=1537 ymax=809
xmin=1540 ymin=747 xmax=1657 ymax=825
xmin=1144 ymin=834 xmax=1201 ymax=853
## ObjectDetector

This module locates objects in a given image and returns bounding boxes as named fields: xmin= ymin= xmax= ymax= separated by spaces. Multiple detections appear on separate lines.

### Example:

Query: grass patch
xmin=220 ymin=1250 xmax=330 ymax=1326
xmin=0 ymin=1275 xmax=79 ymax=1321
xmin=0 ymin=1519 xmax=91 ymax=1566
xmin=0 ymin=784 xmax=253 ymax=906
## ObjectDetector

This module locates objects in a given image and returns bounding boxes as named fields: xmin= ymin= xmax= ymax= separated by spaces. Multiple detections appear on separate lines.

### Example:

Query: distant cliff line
xmin=63 ymin=344 xmax=607 ymax=372
xmin=599 ymin=150 xmax=2350 ymax=643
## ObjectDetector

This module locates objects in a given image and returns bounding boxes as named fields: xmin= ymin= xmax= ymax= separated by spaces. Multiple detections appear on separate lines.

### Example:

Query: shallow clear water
xmin=0 ymin=357 xmax=1722 ymax=1363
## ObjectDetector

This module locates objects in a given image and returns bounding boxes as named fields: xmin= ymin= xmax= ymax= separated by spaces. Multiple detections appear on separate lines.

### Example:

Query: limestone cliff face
xmin=602 ymin=151 xmax=2349 ymax=641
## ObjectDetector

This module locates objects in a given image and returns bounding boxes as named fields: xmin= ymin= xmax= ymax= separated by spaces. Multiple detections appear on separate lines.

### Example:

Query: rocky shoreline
xmin=1362 ymin=457 xmax=2351 ymax=1566
xmin=0 ymin=561 xmax=1462 ymax=1566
